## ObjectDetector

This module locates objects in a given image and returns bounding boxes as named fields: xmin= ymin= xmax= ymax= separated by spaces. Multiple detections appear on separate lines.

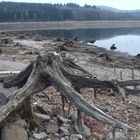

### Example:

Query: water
xmin=28 ymin=27 xmax=140 ymax=55
xmin=95 ymin=35 xmax=140 ymax=55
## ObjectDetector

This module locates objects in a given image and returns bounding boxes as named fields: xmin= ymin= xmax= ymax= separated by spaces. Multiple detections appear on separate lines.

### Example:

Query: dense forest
xmin=0 ymin=1 xmax=140 ymax=21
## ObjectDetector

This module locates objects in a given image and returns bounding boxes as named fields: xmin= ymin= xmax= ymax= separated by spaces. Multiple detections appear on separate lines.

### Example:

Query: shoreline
xmin=0 ymin=31 xmax=138 ymax=71
xmin=1 ymin=21 xmax=140 ymax=32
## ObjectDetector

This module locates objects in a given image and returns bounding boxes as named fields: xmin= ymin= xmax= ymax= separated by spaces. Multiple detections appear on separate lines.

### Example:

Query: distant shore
xmin=1 ymin=20 xmax=140 ymax=32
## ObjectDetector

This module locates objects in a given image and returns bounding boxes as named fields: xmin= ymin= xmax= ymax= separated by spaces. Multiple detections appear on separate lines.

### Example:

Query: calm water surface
xmin=95 ymin=35 xmax=140 ymax=55
xmin=29 ymin=27 xmax=140 ymax=55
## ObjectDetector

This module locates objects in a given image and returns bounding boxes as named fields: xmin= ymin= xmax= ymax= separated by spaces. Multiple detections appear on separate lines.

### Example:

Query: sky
xmin=0 ymin=0 xmax=140 ymax=10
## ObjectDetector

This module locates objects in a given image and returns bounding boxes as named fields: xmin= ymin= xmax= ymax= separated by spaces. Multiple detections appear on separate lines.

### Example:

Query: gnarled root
xmin=1 ymin=53 xmax=137 ymax=134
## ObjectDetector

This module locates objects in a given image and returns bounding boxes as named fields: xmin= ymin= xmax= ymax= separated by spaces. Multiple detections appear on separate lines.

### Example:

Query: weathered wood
xmin=0 ymin=61 xmax=50 ymax=123
xmin=0 ymin=71 xmax=20 ymax=75
xmin=4 ymin=62 xmax=34 ymax=88
xmin=0 ymin=53 xmax=138 ymax=133
xmin=44 ymin=60 xmax=135 ymax=131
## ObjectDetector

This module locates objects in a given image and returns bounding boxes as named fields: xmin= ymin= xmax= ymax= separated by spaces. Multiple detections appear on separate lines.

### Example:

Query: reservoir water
xmin=29 ymin=27 xmax=140 ymax=55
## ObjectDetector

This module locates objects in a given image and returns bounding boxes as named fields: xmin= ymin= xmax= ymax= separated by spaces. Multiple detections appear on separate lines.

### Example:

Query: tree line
xmin=0 ymin=1 xmax=140 ymax=22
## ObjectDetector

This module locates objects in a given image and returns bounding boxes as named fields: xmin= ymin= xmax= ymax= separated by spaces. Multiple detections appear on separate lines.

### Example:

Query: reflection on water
xmin=95 ymin=35 xmax=140 ymax=55
xmin=28 ymin=27 xmax=140 ymax=55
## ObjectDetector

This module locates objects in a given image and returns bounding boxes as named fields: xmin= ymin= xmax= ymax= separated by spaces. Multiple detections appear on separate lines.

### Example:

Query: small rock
xmin=33 ymin=132 xmax=47 ymax=140
xmin=46 ymin=120 xmax=59 ymax=134
xmin=1 ymin=121 xmax=28 ymax=140
xmin=105 ymin=132 xmax=127 ymax=140
xmin=70 ymin=134 xmax=83 ymax=140
xmin=34 ymin=112 xmax=50 ymax=120
xmin=14 ymin=119 xmax=27 ymax=127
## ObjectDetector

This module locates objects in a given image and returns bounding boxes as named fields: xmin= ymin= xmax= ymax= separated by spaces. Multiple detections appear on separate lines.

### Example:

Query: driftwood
xmin=1 ymin=52 xmax=140 ymax=133
xmin=0 ymin=71 xmax=20 ymax=75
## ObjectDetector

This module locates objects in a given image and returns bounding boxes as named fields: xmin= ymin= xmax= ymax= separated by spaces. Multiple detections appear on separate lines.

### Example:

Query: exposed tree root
xmin=1 ymin=53 xmax=139 ymax=134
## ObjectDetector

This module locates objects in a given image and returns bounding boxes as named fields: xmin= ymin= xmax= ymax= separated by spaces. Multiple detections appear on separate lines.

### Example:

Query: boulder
xmin=1 ymin=119 xmax=28 ymax=140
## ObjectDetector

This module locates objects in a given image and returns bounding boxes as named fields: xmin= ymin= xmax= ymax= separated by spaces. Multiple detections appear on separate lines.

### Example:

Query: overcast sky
xmin=0 ymin=0 xmax=140 ymax=10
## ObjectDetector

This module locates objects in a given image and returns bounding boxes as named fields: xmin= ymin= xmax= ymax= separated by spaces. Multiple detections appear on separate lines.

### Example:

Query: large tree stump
xmin=1 ymin=52 xmax=140 ymax=134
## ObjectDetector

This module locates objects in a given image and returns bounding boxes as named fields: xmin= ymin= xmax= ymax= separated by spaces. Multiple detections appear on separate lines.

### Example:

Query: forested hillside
xmin=0 ymin=1 xmax=140 ymax=21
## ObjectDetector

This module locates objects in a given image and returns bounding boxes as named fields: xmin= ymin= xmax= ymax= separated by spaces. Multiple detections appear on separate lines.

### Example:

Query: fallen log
xmin=1 ymin=53 xmax=139 ymax=133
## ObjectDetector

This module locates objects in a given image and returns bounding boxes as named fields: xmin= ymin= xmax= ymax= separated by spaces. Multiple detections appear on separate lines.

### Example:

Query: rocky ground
xmin=0 ymin=32 xmax=140 ymax=140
